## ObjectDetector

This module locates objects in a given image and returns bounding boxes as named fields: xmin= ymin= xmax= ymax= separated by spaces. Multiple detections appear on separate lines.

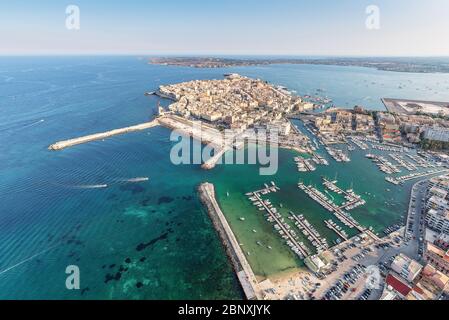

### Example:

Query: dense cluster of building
xmin=158 ymin=74 xmax=305 ymax=135
xmin=381 ymin=254 xmax=449 ymax=300
xmin=382 ymin=175 xmax=449 ymax=300
xmin=302 ymin=105 xmax=449 ymax=149
xmin=312 ymin=107 xmax=375 ymax=135
xmin=377 ymin=112 xmax=449 ymax=145
xmin=426 ymin=175 xmax=449 ymax=235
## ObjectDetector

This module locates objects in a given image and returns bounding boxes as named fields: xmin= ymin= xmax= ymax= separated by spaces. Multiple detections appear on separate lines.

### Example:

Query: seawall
xmin=49 ymin=119 xmax=160 ymax=151
xmin=198 ymin=182 xmax=261 ymax=300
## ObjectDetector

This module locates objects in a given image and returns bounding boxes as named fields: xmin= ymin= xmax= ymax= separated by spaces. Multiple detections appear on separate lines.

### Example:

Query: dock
xmin=48 ymin=119 xmax=160 ymax=150
xmin=324 ymin=220 xmax=349 ymax=241
xmin=322 ymin=177 xmax=365 ymax=211
xmin=291 ymin=214 xmax=329 ymax=250
xmin=385 ymin=169 xmax=449 ymax=185
xmin=297 ymin=182 xmax=381 ymax=241
xmin=252 ymin=191 xmax=310 ymax=258
xmin=199 ymin=183 xmax=261 ymax=300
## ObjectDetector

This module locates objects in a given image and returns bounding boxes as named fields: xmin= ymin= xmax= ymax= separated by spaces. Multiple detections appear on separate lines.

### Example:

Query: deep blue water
xmin=1 ymin=56 xmax=449 ymax=299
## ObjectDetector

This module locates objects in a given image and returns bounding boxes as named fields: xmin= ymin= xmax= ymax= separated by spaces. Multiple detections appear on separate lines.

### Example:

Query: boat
xmin=239 ymin=217 xmax=245 ymax=221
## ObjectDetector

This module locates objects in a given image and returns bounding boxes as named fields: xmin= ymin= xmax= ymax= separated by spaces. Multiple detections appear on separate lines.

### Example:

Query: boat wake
xmin=21 ymin=119 xmax=45 ymax=130
xmin=117 ymin=177 xmax=149 ymax=183
xmin=72 ymin=184 xmax=108 ymax=189
xmin=0 ymin=245 xmax=59 ymax=277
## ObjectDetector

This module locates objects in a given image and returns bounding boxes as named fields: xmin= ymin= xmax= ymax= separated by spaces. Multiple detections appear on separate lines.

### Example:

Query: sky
xmin=1 ymin=0 xmax=449 ymax=56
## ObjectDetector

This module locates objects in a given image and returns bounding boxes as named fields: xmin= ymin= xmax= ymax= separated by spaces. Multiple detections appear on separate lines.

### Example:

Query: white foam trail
xmin=0 ymin=245 xmax=58 ymax=276
xmin=119 ymin=177 xmax=149 ymax=183
xmin=73 ymin=184 xmax=108 ymax=189
xmin=22 ymin=119 xmax=45 ymax=129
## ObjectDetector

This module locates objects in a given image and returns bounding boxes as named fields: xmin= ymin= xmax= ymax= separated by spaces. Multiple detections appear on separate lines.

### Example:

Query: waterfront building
xmin=390 ymin=254 xmax=423 ymax=283
xmin=428 ymin=186 xmax=448 ymax=200
xmin=429 ymin=175 xmax=449 ymax=193
xmin=304 ymin=253 xmax=330 ymax=273
xmin=426 ymin=208 xmax=449 ymax=235
xmin=423 ymin=127 xmax=449 ymax=143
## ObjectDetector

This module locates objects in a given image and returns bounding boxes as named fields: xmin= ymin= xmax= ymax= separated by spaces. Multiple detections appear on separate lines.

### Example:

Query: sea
xmin=1 ymin=56 xmax=449 ymax=299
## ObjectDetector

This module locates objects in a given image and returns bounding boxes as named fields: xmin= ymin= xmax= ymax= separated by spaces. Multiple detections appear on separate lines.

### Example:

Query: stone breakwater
xmin=48 ymin=119 xmax=160 ymax=150
xmin=198 ymin=182 xmax=261 ymax=300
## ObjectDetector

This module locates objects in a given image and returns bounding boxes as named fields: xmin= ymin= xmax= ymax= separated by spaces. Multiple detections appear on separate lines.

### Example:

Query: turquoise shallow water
xmin=1 ymin=56 xmax=449 ymax=299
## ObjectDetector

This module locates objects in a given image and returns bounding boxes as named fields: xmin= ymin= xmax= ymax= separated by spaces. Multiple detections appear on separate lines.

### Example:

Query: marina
xmin=370 ymin=144 xmax=404 ymax=153
xmin=366 ymin=154 xmax=401 ymax=174
xmin=324 ymin=219 xmax=349 ymax=241
xmin=325 ymin=146 xmax=351 ymax=163
xmin=349 ymin=137 xmax=369 ymax=150
xmin=389 ymin=153 xmax=417 ymax=171
xmin=247 ymin=183 xmax=311 ymax=259
xmin=294 ymin=157 xmax=316 ymax=172
xmin=298 ymin=182 xmax=361 ymax=231
xmin=290 ymin=213 xmax=329 ymax=252
xmin=322 ymin=177 xmax=366 ymax=211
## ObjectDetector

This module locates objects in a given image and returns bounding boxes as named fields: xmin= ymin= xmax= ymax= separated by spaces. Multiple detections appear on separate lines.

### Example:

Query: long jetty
xmin=48 ymin=119 xmax=160 ymax=150
xmin=198 ymin=183 xmax=261 ymax=300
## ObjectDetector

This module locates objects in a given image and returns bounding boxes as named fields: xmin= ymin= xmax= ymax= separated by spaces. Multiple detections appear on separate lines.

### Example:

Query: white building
xmin=391 ymin=254 xmax=423 ymax=283
xmin=426 ymin=209 xmax=449 ymax=235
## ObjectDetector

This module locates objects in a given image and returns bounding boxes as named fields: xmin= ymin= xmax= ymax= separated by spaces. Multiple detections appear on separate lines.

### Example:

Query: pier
xmin=349 ymin=137 xmax=369 ymax=150
xmin=199 ymin=183 xmax=261 ymax=300
xmin=48 ymin=114 xmax=228 ymax=162
xmin=385 ymin=169 xmax=449 ymax=185
xmin=322 ymin=177 xmax=365 ymax=211
xmin=252 ymin=191 xmax=310 ymax=258
xmin=366 ymin=154 xmax=401 ymax=174
xmin=49 ymin=119 xmax=160 ymax=150
xmin=324 ymin=220 xmax=349 ymax=241
xmin=389 ymin=153 xmax=417 ymax=171
xmin=297 ymin=182 xmax=381 ymax=241
xmin=291 ymin=214 xmax=329 ymax=250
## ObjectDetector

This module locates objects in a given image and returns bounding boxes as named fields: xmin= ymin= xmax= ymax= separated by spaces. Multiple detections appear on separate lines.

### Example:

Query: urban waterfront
xmin=2 ymin=56 xmax=449 ymax=299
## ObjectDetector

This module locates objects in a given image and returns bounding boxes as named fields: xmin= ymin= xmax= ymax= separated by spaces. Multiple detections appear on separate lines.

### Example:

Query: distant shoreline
xmin=149 ymin=56 xmax=449 ymax=74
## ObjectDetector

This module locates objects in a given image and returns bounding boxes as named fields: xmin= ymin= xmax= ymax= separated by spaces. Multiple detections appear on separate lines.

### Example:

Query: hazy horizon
xmin=1 ymin=0 xmax=449 ymax=56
